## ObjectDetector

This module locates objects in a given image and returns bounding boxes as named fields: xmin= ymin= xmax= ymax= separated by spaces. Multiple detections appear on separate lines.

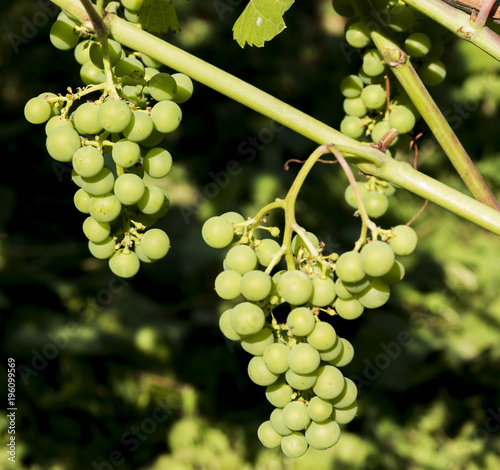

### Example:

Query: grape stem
xmin=350 ymin=0 xmax=500 ymax=212
xmin=79 ymin=0 xmax=108 ymax=37
xmin=46 ymin=0 xmax=500 ymax=235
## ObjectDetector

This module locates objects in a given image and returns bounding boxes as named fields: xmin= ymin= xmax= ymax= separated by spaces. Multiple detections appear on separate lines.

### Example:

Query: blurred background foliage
xmin=0 ymin=1 xmax=499 ymax=469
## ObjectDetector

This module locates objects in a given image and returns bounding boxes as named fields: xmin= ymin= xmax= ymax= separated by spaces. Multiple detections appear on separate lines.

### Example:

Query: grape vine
xmin=22 ymin=0 xmax=500 ymax=461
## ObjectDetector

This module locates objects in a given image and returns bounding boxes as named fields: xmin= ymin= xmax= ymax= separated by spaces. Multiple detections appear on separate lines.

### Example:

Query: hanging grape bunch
xmin=336 ymin=0 xmax=449 ymax=150
xmin=202 ymin=145 xmax=419 ymax=458
xmin=23 ymin=8 xmax=194 ymax=278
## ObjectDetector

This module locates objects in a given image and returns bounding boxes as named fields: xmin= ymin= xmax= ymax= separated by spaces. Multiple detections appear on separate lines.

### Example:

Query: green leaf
xmin=232 ymin=0 xmax=294 ymax=48
xmin=138 ymin=0 xmax=180 ymax=34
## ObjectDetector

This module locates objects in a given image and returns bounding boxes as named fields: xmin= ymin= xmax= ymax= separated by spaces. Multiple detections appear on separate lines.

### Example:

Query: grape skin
xmin=109 ymin=250 xmax=140 ymax=278
xmin=140 ymin=228 xmax=170 ymax=260
xmin=201 ymin=216 xmax=234 ymax=249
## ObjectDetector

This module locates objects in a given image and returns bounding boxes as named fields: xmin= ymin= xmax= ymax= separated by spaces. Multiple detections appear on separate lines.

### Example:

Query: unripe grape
xmin=25 ymin=97 xmax=52 ymax=124
xmin=388 ymin=224 xmax=418 ymax=255
xmin=109 ymin=250 xmax=140 ymax=278
xmin=140 ymin=228 xmax=170 ymax=261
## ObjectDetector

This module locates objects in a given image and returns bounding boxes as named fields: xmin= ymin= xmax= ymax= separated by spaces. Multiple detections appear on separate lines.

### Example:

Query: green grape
xmin=80 ymin=60 xmax=105 ymax=86
xmin=82 ymin=216 xmax=110 ymax=243
xmin=80 ymin=167 xmax=115 ymax=196
xmin=362 ymin=49 xmax=385 ymax=77
xmin=387 ymin=5 xmax=414 ymax=32
xmin=148 ymin=72 xmax=177 ymax=101
xmin=313 ymin=365 xmax=345 ymax=400
xmin=137 ymin=185 xmax=166 ymax=215
xmin=340 ymin=75 xmax=364 ymax=99
xmin=255 ymin=238 xmax=280 ymax=267
xmin=343 ymin=277 xmax=370 ymax=294
xmin=109 ymin=250 xmax=140 ymax=278
xmin=214 ymin=270 xmax=242 ymax=300
xmin=305 ymin=419 xmax=341 ymax=450
xmin=344 ymin=181 xmax=368 ymax=209
xmin=335 ymin=297 xmax=364 ymax=320
xmin=225 ymin=245 xmax=257 ymax=275
xmin=88 ymin=193 xmax=122 ymax=223
xmin=331 ymin=378 xmax=358 ymax=409
xmin=363 ymin=191 xmax=389 ymax=218
xmin=257 ymin=421 xmax=282 ymax=449
xmin=140 ymin=53 xmax=161 ymax=68
xmin=112 ymin=139 xmax=141 ymax=168
xmin=218 ymin=309 xmax=243 ymax=341
xmin=140 ymin=127 xmax=165 ymax=148
xmin=310 ymin=275 xmax=336 ymax=307
xmin=172 ymin=73 xmax=194 ymax=104
xmin=291 ymin=231 xmax=319 ymax=257
xmin=307 ymin=321 xmax=337 ymax=351
xmin=140 ymin=228 xmax=170 ymax=261
xmin=123 ymin=111 xmax=154 ymax=142
xmin=72 ymin=169 xmax=83 ymax=188
xmin=98 ymin=99 xmax=132 ymax=133
xmin=388 ymin=107 xmax=416 ymax=134
xmin=345 ymin=21 xmax=371 ymax=48
xmin=371 ymin=120 xmax=391 ymax=144
xmin=358 ymin=66 xmax=383 ymax=85
xmin=241 ymin=328 xmax=274 ymax=356
xmin=240 ymin=270 xmax=272 ymax=301
xmin=120 ymin=84 xmax=144 ymax=107
xmin=24 ymin=97 xmax=52 ymax=124
xmin=89 ymin=39 xmax=122 ymax=69
xmin=73 ymin=102 xmax=103 ymax=135
xmin=287 ymin=307 xmax=316 ymax=336
xmin=388 ymin=224 xmax=418 ymax=255
xmin=343 ymin=97 xmax=367 ymax=118
xmin=230 ymin=301 xmax=265 ymax=336
xmin=121 ymin=0 xmax=144 ymax=11
xmin=46 ymin=126 xmax=81 ymax=162
xmin=74 ymin=188 xmax=91 ymax=214
xmin=382 ymin=259 xmax=405 ymax=284
xmin=333 ymin=402 xmax=358 ymax=424
xmin=142 ymin=148 xmax=173 ymax=178
xmin=288 ymin=343 xmax=321 ymax=375
xmin=330 ymin=338 xmax=354 ymax=367
xmin=405 ymin=32 xmax=432 ymax=58
xmin=318 ymin=337 xmax=343 ymax=362
xmin=247 ymin=356 xmax=279 ymax=386
xmin=263 ymin=343 xmax=290 ymax=375
xmin=334 ymin=278 xmax=354 ymax=300
xmin=134 ymin=243 xmax=153 ymax=264
xmin=360 ymin=84 xmax=386 ymax=109
xmin=114 ymin=173 xmax=145 ymax=205
xmin=340 ymin=115 xmax=364 ymax=140
xmin=360 ymin=240 xmax=395 ymax=277
xmin=285 ymin=368 xmax=317 ymax=390
xmin=88 ymin=236 xmax=116 ymax=259
xmin=151 ymin=101 xmax=182 ymax=133
xmin=123 ymin=7 xmax=140 ymax=22
xmin=307 ymin=396 xmax=333 ymax=423
xmin=335 ymin=251 xmax=365 ymax=283
xmin=114 ymin=57 xmax=145 ymax=79
xmin=74 ymin=39 xmax=91 ymax=65
xmin=270 ymin=409 xmax=293 ymax=436
xmin=49 ymin=18 xmax=79 ymax=50
xmin=265 ymin=379 xmax=293 ymax=408
xmin=220 ymin=211 xmax=245 ymax=226
xmin=278 ymin=270 xmax=313 ymax=305
xmin=358 ymin=278 xmax=390 ymax=308
xmin=72 ymin=146 xmax=104 ymax=178
xmin=201 ymin=216 xmax=234 ymax=249
xmin=419 ymin=59 xmax=446 ymax=86
xmin=281 ymin=432 xmax=308 ymax=458
xmin=45 ymin=116 xmax=74 ymax=135
xmin=282 ymin=401 xmax=310 ymax=431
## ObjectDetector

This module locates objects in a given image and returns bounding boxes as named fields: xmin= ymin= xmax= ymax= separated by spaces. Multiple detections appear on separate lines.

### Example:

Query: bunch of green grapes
xmin=24 ymin=11 xmax=194 ymax=278
xmin=201 ymin=210 xmax=418 ymax=457
xmin=335 ymin=0 xmax=450 ymax=148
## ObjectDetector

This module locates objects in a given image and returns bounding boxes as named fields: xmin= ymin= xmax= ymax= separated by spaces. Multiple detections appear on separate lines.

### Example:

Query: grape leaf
xmin=138 ymin=0 xmax=180 ymax=34
xmin=232 ymin=0 xmax=294 ymax=48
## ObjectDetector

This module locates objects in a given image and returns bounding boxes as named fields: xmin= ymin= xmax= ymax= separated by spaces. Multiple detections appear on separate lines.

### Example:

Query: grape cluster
xmin=202 ymin=211 xmax=418 ymax=457
xmin=24 ymin=11 xmax=194 ymax=278
xmin=344 ymin=175 xmax=396 ymax=219
xmin=335 ymin=0 xmax=450 ymax=149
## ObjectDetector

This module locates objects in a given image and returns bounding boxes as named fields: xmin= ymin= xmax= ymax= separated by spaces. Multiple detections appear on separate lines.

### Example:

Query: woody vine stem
xmin=49 ymin=0 xmax=500 ymax=235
